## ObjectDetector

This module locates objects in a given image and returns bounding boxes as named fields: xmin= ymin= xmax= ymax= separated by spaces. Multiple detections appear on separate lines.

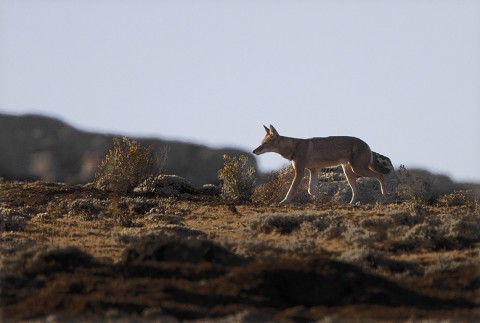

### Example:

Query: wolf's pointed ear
xmin=263 ymin=125 xmax=270 ymax=134
xmin=269 ymin=125 xmax=279 ymax=136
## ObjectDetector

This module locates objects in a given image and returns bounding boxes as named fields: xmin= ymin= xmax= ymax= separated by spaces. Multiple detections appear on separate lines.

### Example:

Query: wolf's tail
xmin=370 ymin=151 xmax=392 ymax=175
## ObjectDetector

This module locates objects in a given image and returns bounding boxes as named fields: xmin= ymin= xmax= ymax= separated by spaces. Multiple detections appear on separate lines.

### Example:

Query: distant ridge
xmin=0 ymin=113 xmax=255 ymax=186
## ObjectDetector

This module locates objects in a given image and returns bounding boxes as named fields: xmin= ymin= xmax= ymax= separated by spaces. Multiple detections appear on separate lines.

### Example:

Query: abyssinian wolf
xmin=253 ymin=125 xmax=391 ymax=204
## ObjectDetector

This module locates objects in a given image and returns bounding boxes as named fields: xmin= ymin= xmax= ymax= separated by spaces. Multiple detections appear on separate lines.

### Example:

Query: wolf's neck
xmin=277 ymin=136 xmax=300 ymax=161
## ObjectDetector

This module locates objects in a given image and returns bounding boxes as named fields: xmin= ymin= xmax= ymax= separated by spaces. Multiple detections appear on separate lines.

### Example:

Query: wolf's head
xmin=253 ymin=125 xmax=280 ymax=155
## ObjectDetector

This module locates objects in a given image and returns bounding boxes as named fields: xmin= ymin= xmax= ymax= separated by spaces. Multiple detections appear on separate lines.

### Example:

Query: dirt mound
xmin=8 ymin=246 xmax=93 ymax=277
xmin=123 ymin=237 xmax=247 ymax=266
xmin=251 ymin=260 xmax=454 ymax=308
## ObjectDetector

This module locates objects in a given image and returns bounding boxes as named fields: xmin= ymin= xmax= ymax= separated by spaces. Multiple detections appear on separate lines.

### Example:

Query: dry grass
xmin=0 ymin=181 xmax=479 ymax=321
xmin=395 ymin=164 xmax=435 ymax=202
xmin=0 ymin=208 xmax=29 ymax=232
xmin=252 ymin=165 xmax=313 ymax=204
xmin=438 ymin=190 xmax=477 ymax=207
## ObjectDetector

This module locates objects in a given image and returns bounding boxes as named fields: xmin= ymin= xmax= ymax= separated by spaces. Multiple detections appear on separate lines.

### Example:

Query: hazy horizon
xmin=1 ymin=1 xmax=479 ymax=182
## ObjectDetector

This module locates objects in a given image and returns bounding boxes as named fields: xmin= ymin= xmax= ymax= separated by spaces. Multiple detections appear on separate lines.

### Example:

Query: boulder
xmin=197 ymin=184 xmax=221 ymax=196
xmin=134 ymin=175 xmax=196 ymax=195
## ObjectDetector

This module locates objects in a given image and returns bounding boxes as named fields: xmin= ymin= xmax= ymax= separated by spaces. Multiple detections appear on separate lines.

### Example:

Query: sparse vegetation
xmin=95 ymin=137 xmax=167 ymax=193
xmin=217 ymin=154 xmax=256 ymax=202
xmin=438 ymin=190 xmax=477 ymax=208
xmin=1 ymin=170 xmax=479 ymax=321
xmin=68 ymin=198 xmax=104 ymax=221
xmin=249 ymin=212 xmax=344 ymax=238
xmin=0 ymin=208 xmax=29 ymax=232
xmin=395 ymin=164 xmax=435 ymax=203
xmin=252 ymin=165 xmax=313 ymax=204
xmin=252 ymin=166 xmax=290 ymax=204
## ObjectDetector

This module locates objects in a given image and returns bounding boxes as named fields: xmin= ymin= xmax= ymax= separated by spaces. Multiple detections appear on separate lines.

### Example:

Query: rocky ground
xmin=0 ymin=181 xmax=479 ymax=322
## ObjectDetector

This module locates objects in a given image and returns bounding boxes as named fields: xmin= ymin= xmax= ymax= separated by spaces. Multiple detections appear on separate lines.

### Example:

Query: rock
xmin=198 ymin=184 xmax=221 ymax=196
xmin=317 ymin=151 xmax=398 ymax=203
xmin=134 ymin=175 xmax=197 ymax=195
xmin=123 ymin=237 xmax=246 ymax=266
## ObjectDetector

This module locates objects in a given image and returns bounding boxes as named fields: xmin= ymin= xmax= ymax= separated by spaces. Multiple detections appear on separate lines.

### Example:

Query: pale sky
xmin=1 ymin=1 xmax=479 ymax=182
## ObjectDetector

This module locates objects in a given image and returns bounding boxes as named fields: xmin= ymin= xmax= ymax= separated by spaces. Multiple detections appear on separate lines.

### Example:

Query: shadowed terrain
xmin=0 ymin=181 xmax=478 ymax=322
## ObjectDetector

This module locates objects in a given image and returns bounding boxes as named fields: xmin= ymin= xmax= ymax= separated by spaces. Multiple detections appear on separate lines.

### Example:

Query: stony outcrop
xmin=134 ymin=174 xmax=197 ymax=195
xmin=317 ymin=152 xmax=398 ymax=203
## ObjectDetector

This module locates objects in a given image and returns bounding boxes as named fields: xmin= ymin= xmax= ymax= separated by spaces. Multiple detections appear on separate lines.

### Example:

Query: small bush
xmin=249 ymin=213 xmax=345 ymax=238
xmin=0 ymin=208 xmax=29 ymax=232
xmin=438 ymin=190 xmax=477 ymax=207
xmin=443 ymin=214 xmax=480 ymax=247
xmin=217 ymin=155 xmax=256 ymax=202
xmin=395 ymin=165 xmax=434 ymax=203
xmin=95 ymin=137 xmax=167 ymax=193
xmin=68 ymin=199 xmax=104 ymax=219
xmin=252 ymin=166 xmax=311 ymax=204
xmin=252 ymin=166 xmax=291 ymax=204
xmin=250 ymin=214 xmax=310 ymax=234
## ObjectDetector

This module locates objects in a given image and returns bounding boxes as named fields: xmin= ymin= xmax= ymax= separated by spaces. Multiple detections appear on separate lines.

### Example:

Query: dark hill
xmin=0 ymin=113 xmax=254 ymax=187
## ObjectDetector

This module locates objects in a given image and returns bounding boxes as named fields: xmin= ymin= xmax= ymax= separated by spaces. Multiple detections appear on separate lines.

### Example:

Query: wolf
xmin=253 ymin=125 xmax=391 ymax=204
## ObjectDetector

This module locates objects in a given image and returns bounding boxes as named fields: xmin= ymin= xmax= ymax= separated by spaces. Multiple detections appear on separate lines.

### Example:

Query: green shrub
xmin=217 ymin=155 xmax=256 ymax=202
xmin=95 ymin=137 xmax=167 ymax=193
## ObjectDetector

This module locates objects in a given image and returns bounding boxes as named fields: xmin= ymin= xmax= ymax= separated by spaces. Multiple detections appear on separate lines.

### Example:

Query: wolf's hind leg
xmin=342 ymin=164 xmax=359 ymax=204
xmin=351 ymin=164 xmax=387 ymax=196
xmin=307 ymin=168 xmax=319 ymax=196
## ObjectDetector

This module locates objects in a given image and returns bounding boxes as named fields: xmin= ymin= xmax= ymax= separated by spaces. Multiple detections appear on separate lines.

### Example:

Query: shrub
xmin=252 ymin=166 xmax=311 ymax=204
xmin=95 ymin=137 xmax=167 ymax=193
xmin=217 ymin=155 xmax=256 ymax=201
xmin=249 ymin=214 xmax=309 ymax=234
xmin=438 ymin=190 xmax=477 ymax=208
xmin=0 ymin=208 xmax=29 ymax=232
xmin=442 ymin=214 xmax=480 ymax=247
xmin=249 ymin=213 xmax=345 ymax=239
xmin=67 ymin=198 xmax=105 ymax=221
xmin=395 ymin=165 xmax=434 ymax=203
xmin=252 ymin=166 xmax=291 ymax=204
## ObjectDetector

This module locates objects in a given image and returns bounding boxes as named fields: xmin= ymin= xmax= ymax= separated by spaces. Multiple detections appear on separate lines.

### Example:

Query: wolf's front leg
xmin=279 ymin=163 xmax=304 ymax=205
xmin=279 ymin=183 xmax=297 ymax=205
xmin=280 ymin=182 xmax=298 ymax=204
